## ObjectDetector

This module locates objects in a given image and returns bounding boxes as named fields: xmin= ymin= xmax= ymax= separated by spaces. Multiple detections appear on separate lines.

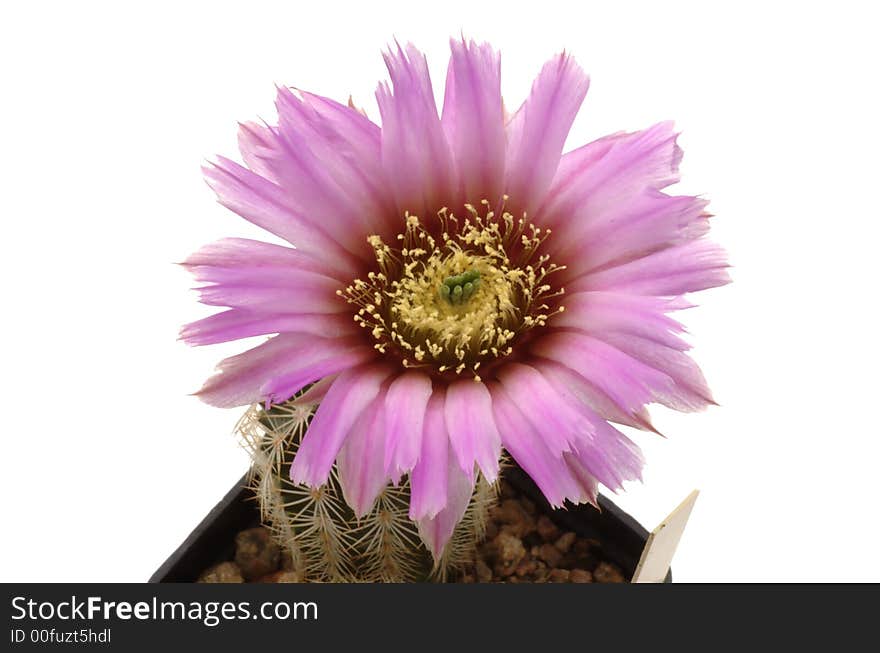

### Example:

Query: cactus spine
xmin=238 ymin=397 xmax=496 ymax=582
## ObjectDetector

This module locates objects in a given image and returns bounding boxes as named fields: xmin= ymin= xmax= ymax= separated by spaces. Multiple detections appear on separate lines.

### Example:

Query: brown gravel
xmin=495 ymin=531 xmax=527 ymax=576
xmin=198 ymin=481 xmax=629 ymax=583
xmin=256 ymin=570 xmax=303 ymax=583
xmin=570 ymin=569 xmax=593 ymax=583
xmin=548 ymin=569 xmax=571 ymax=583
xmin=555 ymin=531 xmax=577 ymax=554
xmin=592 ymin=561 xmax=626 ymax=584
xmin=453 ymin=481 xmax=628 ymax=583
xmin=490 ymin=499 xmax=536 ymax=538
xmin=198 ymin=561 xmax=244 ymax=583
xmin=234 ymin=527 xmax=281 ymax=580
xmin=536 ymin=515 xmax=561 ymax=542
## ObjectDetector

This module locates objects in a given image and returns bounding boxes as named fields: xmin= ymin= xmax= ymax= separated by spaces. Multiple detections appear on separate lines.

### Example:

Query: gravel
xmin=198 ymin=480 xmax=629 ymax=584
xmin=454 ymin=481 xmax=627 ymax=583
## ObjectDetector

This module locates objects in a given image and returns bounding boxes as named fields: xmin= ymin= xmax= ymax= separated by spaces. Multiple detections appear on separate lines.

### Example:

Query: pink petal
xmin=531 ymin=331 xmax=672 ymax=416
xmin=258 ymin=341 xmax=376 ymax=407
xmin=383 ymin=372 xmax=433 ymax=480
xmin=494 ymin=377 xmax=643 ymax=497
xmin=495 ymin=363 xmax=588 ymax=456
xmin=553 ymin=392 xmax=645 ymax=492
xmin=273 ymin=87 xmax=394 ymax=238
xmin=182 ymin=238 xmax=348 ymax=315
xmin=554 ymin=291 xmax=692 ymax=351
xmin=237 ymin=121 xmax=279 ymax=182
xmin=444 ymin=380 xmax=502 ymax=483
xmin=598 ymin=332 xmax=716 ymax=411
xmin=376 ymin=42 xmax=456 ymax=218
xmin=570 ymin=239 xmax=730 ymax=296
xmin=188 ymin=275 xmax=345 ymax=315
xmin=192 ymin=275 xmax=343 ymax=314
xmin=493 ymin=364 xmax=641 ymax=492
xmin=290 ymin=365 xmax=392 ymax=487
xmin=337 ymin=396 xmax=389 ymax=517
xmin=202 ymin=158 xmax=363 ymax=274
xmin=416 ymin=448 xmax=474 ymax=562
xmin=409 ymin=392 xmax=449 ymax=521
xmin=554 ymin=192 xmax=711 ymax=278
xmin=491 ymin=383 xmax=592 ymax=507
xmin=540 ymin=130 xmax=630 ymax=204
xmin=540 ymin=121 xmax=684 ymax=234
xmin=298 ymin=91 xmax=386 ymax=185
xmin=195 ymin=333 xmax=369 ymax=408
xmin=441 ymin=38 xmax=505 ymax=204
xmin=579 ymin=193 xmax=709 ymax=272
xmin=560 ymin=453 xmax=600 ymax=507
xmin=537 ymin=358 xmax=656 ymax=432
xmin=180 ymin=310 xmax=356 ymax=346
xmin=183 ymin=237 xmax=331 ymax=276
xmin=290 ymin=375 xmax=336 ymax=407
xmin=504 ymin=52 xmax=589 ymax=214
xmin=238 ymin=92 xmax=394 ymax=242
xmin=495 ymin=361 xmax=640 ymax=493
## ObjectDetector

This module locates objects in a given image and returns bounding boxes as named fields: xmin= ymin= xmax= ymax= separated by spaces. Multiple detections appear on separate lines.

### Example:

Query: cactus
xmin=237 ymin=396 xmax=497 ymax=582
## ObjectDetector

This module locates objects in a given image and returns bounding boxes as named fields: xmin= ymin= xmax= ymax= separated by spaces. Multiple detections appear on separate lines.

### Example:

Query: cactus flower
xmin=183 ymin=38 xmax=729 ymax=559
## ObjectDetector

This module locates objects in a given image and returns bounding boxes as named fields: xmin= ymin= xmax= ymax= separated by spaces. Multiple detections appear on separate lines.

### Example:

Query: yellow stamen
xmin=340 ymin=203 xmax=564 ymax=380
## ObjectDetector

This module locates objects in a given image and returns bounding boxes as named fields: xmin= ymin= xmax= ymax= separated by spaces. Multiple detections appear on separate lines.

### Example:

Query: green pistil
xmin=440 ymin=270 xmax=481 ymax=305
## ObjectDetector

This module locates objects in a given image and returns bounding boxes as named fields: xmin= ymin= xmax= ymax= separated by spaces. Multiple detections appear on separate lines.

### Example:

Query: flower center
xmin=340 ymin=201 xmax=565 ymax=381
xmin=440 ymin=269 xmax=480 ymax=305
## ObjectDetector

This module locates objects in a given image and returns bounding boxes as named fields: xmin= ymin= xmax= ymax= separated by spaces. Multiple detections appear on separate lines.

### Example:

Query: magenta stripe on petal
xmin=532 ymin=331 xmax=672 ymax=416
xmin=495 ymin=375 xmax=643 ymax=494
xmin=274 ymin=87 xmax=390 ymax=237
xmin=190 ymin=270 xmax=345 ymax=315
xmin=202 ymin=158 xmax=363 ymax=274
xmin=258 ymin=342 xmax=375 ymax=407
xmin=537 ymin=358 xmax=656 ymax=432
xmin=570 ymin=193 xmax=710 ymax=275
xmin=504 ymin=52 xmax=589 ymax=214
xmin=552 ymin=193 xmax=711 ymax=280
xmin=383 ymin=372 xmax=433 ymax=480
xmin=376 ymin=42 xmax=456 ymax=217
xmin=491 ymin=384 xmax=592 ymax=507
xmin=237 ymin=121 xmax=279 ymax=183
xmin=409 ymin=392 xmax=449 ymax=521
xmin=598 ymin=332 xmax=715 ymax=411
xmin=196 ymin=333 xmax=363 ymax=408
xmin=540 ymin=121 xmax=683 ymax=233
xmin=441 ymin=38 xmax=505 ymax=205
xmin=416 ymin=447 xmax=474 ymax=561
xmin=562 ymin=453 xmax=600 ymax=507
xmin=337 ymin=395 xmax=389 ymax=517
xmin=540 ymin=130 xmax=629 ymax=205
xmin=494 ymin=361 xmax=642 ymax=493
xmin=180 ymin=310 xmax=356 ymax=347
xmin=183 ymin=237 xmax=331 ymax=276
xmin=444 ymin=380 xmax=502 ymax=483
xmin=571 ymin=239 xmax=730 ymax=296
xmin=195 ymin=334 xmax=301 ymax=408
xmin=554 ymin=291 xmax=692 ymax=351
xmin=559 ymin=397 xmax=645 ymax=492
xmin=496 ymin=363 xmax=588 ymax=456
xmin=290 ymin=365 xmax=392 ymax=488
xmin=299 ymin=91 xmax=385 ymax=183
xmin=184 ymin=238 xmax=347 ymax=315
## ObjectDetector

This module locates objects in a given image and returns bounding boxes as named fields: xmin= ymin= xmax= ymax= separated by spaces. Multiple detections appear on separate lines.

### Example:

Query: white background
xmin=1 ymin=0 xmax=878 ymax=582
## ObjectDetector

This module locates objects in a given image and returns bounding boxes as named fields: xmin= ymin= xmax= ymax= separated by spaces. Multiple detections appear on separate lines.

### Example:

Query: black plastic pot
xmin=150 ymin=467 xmax=670 ymax=583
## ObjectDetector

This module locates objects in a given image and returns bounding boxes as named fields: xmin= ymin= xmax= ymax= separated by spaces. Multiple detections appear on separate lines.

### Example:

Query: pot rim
xmin=150 ymin=468 xmax=671 ymax=583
